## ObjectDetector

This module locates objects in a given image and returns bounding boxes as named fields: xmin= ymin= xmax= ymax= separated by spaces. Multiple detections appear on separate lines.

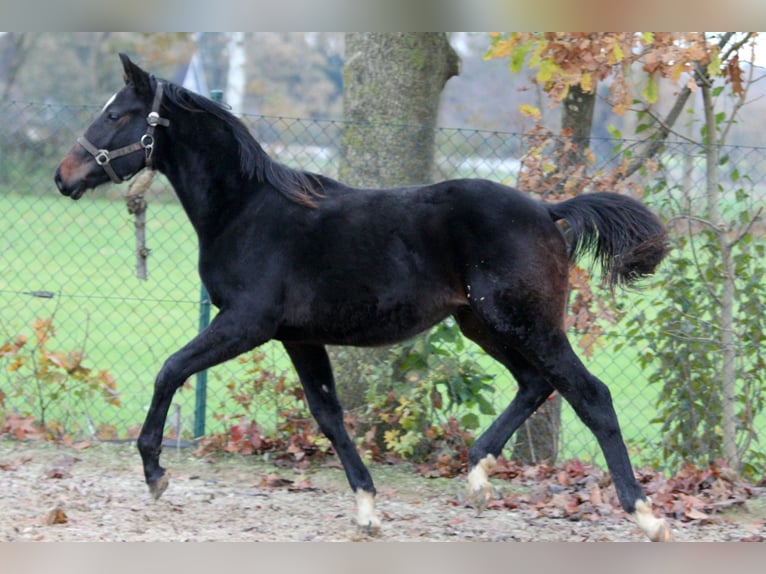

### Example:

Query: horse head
xmin=54 ymin=54 xmax=169 ymax=199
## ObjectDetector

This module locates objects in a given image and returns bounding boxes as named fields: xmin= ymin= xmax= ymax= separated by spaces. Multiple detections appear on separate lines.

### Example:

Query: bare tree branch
xmin=623 ymin=86 xmax=694 ymax=179
xmin=729 ymin=207 xmax=764 ymax=250
xmin=622 ymin=32 xmax=747 ymax=181
xmin=719 ymin=35 xmax=757 ymax=145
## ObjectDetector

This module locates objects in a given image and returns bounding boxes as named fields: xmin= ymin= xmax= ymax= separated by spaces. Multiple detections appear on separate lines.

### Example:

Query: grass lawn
xmin=1 ymin=187 xmax=237 ymax=436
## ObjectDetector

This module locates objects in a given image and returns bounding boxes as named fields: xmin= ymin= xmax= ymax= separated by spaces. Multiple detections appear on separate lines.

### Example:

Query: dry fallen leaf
xmin=685 ymin=508 xmax=710 ymax=521
xmin=45 ymin=507 xmax=68 ymax=525
xmin=261 ymin=473 xmax=293 ymax=488
xmin=589 ymin=484 xmax=604 ymax=506
xmin=46 ymin=468 xmax=72 ymax=479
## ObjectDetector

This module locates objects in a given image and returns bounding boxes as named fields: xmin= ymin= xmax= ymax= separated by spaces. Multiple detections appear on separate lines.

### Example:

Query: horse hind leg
xmin=282 ymin=342 xmax=381 ymax=535
xmin=513 ymin=329 xmax=671 ymax=541
xmin=465 ymin=370 xmax=552 ymax=513
xmin=456 ymin=305 xmax=670 ymax=541
xmin=454 ymin=309 xmax=554 ymax=512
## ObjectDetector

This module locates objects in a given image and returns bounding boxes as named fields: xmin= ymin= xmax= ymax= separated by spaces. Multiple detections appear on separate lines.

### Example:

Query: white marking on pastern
xmin=467 ymin=454 xmax=496 ymax=512
xmin=355 ymin=490 xmax=381 ymax=535
xmin=632 ymin=498 xmax=672 ymax=542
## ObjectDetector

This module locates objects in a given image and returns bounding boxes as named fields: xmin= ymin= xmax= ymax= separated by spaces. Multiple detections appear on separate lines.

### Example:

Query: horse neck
xmin=155 ymin=117 xmax=255 ymax=239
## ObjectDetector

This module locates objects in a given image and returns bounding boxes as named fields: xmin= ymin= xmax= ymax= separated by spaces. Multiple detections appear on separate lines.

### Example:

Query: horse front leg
xmin=137 ymin=310 xmax=268 ymax=499
xmin=282 ymin=342 xmax=380 ymax=535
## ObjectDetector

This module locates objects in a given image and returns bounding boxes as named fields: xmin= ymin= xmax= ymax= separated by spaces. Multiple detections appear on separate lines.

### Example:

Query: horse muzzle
xmin=54 ymin=146 xmax=99 ymax=200
xmin=54 ymin=172 xmax=85 ymax=200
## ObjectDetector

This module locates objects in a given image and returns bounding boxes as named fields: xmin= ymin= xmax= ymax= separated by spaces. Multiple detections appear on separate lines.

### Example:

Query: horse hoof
xmin=357 ymin=517 xmax=381 ymax=537
xmin=468 ymin=483 xmax=494 ymax=514
xmin=649 ymin=520 xmax=672 ymax=542
xmin=148 ymin=474 xmax=169 ymax=500
xmin=354 ymin=490 xmax=381 ymax=536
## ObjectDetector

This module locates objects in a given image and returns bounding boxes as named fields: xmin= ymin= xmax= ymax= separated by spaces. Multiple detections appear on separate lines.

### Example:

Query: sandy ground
xmin=1 ymin=439 xmax=764 ymax=542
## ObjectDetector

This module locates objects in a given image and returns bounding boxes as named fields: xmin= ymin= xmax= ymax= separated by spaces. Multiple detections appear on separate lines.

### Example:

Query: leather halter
xmin=77 ymin=81 xmax=169 ymax=183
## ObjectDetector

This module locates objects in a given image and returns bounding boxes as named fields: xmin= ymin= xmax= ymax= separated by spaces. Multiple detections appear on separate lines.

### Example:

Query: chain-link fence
xmin=1 ymin=98 xmax=764 ymax=472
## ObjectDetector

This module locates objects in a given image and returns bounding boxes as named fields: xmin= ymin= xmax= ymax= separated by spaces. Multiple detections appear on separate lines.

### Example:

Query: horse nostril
xmin=54 ymin=170 xmax=68 ymax=194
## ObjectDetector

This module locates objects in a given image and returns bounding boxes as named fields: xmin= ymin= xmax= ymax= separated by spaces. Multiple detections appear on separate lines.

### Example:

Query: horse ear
xmin=119 ymin=53 xmax=152 ymax=94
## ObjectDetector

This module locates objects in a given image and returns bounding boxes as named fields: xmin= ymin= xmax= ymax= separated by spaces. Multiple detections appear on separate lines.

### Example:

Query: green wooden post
xmin=193 ymin=88 xmax=224 ymax=439
xmin=193 ymin=282 xmax=211 ymax=438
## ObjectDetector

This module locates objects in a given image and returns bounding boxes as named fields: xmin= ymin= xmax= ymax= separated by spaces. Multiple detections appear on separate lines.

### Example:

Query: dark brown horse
xmin=55 ymin=53 xmax=671 ymax=541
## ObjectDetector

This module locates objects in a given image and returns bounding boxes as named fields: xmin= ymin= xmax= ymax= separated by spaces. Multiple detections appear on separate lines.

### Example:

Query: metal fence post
xmin=193 ymin=88 xmax=224 ymax=439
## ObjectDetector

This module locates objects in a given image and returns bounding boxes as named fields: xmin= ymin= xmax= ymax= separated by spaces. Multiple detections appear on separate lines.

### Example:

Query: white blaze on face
xmin=101 ymin=92 xmax=117 ymax=112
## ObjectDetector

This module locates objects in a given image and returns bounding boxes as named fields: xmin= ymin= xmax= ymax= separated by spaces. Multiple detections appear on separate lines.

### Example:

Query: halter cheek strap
xmin=78 ymin=81 xmax=170 ymax=184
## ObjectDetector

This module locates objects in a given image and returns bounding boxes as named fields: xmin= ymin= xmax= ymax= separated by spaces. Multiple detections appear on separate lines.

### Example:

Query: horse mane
xmin=160 ymin=80 xmax=324 ymax=207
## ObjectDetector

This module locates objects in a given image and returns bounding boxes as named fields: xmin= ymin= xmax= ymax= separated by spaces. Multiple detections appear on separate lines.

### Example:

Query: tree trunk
xmin=0 ymin=33 xmax=37 ymax=99
xmin=510 ymin=394 xmax=561 ymax=464
xmin=333 ymin=33 xmax=458 ymax=414
xmin=561 ymin=83 xmax=596 ymax=169
xmin=701 ymin=81 xmax=738 ymax=469
xmin=225 ymin=32 xmax=247 ymax=114
xmin=512 ymin=82 xmax=596 ymax=465
xmin=340 ymin=32 xmax=459 ymax=187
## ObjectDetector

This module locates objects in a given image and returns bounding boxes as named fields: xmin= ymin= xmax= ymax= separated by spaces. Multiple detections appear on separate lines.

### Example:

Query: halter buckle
xmin=141 ymin=134 xmax=154 ymax=150
xmin=141 ymin=134 xmax=155 ymax=163
xmin=94 ymin=150 xmax=111 ymax=166
xmin=147 ymin=111 xmax=169 ymax=127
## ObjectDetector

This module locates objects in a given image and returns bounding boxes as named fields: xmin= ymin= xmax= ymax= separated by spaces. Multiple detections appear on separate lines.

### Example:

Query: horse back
xmin=264 ymin=179 xmax=569 ymax=346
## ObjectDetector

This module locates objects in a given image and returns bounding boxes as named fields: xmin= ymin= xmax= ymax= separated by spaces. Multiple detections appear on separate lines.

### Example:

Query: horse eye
xmin=107 ymin=112 xmax=121 ymax=121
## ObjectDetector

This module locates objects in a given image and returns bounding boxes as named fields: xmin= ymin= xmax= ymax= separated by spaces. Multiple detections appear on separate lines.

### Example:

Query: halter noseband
xmin=77 ymin=81 xmax=170 ymax=184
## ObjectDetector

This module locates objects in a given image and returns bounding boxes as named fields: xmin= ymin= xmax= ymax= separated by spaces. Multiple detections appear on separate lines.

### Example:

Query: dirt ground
xmin=1 ymin=439 xmax=764 ymax=542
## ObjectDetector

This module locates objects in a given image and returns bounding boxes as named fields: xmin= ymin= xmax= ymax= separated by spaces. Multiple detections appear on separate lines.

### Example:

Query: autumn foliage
xmin=485 ymin=32 xmax=718 ymax=110
xmin=0 ymin=317 xmax=120 ymax=440
xmin=447 ymin=456 xmax=759 ymax=532
xmin=196 ymin=349 xmax=477 ymax=474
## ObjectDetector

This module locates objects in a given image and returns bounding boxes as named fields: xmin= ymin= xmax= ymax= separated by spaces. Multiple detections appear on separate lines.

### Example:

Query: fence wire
xmin=1 ymin=99 xmax=764 ymax=472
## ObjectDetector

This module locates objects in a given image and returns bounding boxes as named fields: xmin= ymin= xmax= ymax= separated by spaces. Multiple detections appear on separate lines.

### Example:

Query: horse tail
xmin=546 ymin=192 xmax=668 ymax=289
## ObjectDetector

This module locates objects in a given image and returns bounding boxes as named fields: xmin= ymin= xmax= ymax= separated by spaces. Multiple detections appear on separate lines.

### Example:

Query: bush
xmin=0 ymin=317 xmax=121 ymax=440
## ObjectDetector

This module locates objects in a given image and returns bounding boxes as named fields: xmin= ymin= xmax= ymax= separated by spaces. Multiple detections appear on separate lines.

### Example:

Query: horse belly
xmin=278 ymin=287 xmax=463 ymax=347
xmin=278 ymin=207 xmax=467 ymax=345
